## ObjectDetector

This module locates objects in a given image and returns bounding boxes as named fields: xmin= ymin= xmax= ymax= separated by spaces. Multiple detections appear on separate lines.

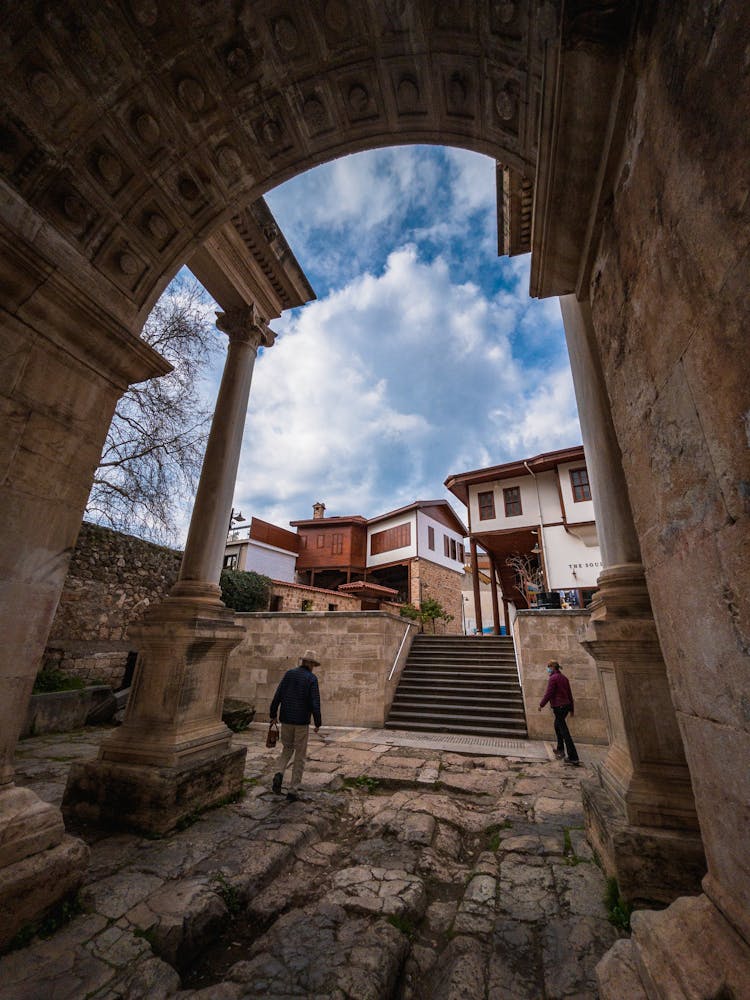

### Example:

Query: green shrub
xmin=33 ymin=670 xmax=86 ymax=694
xmin=399 ymin=602 xmax=421 ymax=621
xmin=220 ymin=569 xmax=272 ymax=612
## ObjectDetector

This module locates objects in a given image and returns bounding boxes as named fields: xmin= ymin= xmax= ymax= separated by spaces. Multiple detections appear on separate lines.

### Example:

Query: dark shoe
xmin=553 ymin=748 xmax=565 ymax=758
xmin=564 ymin=759 xmax=581 ymax=767
xmin=272 ymin=772 xmax=283 ymax=794
xmin=286 ymin=791 xmax=299 ymax=802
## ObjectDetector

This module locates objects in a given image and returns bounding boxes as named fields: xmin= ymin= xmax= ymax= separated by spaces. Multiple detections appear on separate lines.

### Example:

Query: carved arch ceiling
xmin=0 ymin=0 xmax=558 ymax=312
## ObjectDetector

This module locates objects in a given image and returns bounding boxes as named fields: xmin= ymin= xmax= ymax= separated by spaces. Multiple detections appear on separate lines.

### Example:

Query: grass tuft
xmin=211 ymin=872 xmax=242 ymax=916
xmin=3 ymin=894 xmax=83 ymax=954
xmin=605 ymin=877 xmax=633 ymax=932
xmin=343 ymin=775 xmax=380 ymax=793
xmin=386 ymin=913 xmax=415 ymax=938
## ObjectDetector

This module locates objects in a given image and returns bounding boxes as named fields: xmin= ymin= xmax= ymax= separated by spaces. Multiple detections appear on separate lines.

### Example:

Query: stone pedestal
xmin=597 ymin=894 xmax=750 ymax=999
xmin=583 ymin=782 xmax=704 ymax=907
xmin=0 ymin=834 xmax=89 ymax=948
xmin=580 ymin=564 xmax=705 ymax=902
xmin=0 ymin=786 xmax=89 ymax=947
xmin=63 ymin=599 xmax=247 ymax=835
xmin=63 ymin=747 xmax=246 ymax=837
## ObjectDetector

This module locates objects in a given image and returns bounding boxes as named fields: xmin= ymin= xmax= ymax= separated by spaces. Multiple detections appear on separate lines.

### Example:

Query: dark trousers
xmin=553 ymin=704 xmax=578 ymax=762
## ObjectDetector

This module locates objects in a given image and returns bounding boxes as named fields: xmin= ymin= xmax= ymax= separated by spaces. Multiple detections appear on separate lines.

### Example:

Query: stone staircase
xmin=385 ymin=634 xmax=528 ymax=739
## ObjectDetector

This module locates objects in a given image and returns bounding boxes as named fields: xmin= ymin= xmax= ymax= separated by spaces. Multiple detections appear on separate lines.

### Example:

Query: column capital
xmin=215 ymin=305 xmax=275 ymax=350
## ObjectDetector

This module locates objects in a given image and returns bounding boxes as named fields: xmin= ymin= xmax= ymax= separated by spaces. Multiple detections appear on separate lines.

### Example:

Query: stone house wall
xmin=268 ymin=581 xmax=361 ymax=613
xmin=408 ymin=558 xmax=465 ymax=634
xmin=226 ymin=611 xmax=418 ymax=727
xmin=513 ymin=610 xmax=607 ymax=745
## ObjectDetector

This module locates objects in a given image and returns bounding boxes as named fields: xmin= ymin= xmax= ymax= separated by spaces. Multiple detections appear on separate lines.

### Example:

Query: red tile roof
xmin=337 ymin=580 xmax=400 ymax=597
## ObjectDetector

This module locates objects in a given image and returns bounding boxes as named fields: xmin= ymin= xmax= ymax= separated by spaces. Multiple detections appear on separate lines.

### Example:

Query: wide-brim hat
xmin=300 ymin=649 xmax=320 ymax=665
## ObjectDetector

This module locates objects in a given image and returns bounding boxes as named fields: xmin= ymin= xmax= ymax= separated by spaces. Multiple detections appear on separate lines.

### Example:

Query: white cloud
xmin=157 ymin=148 xmax=583 ymax=541
xmin=233 ymin=245 xmax=580 ymax=526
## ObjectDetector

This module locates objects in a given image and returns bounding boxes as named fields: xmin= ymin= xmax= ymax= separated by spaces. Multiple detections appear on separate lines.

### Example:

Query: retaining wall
xmin=513 ymin=609 xmax=607 ymax=745
xmin=226 ymin=611 xmax=418 ymax=728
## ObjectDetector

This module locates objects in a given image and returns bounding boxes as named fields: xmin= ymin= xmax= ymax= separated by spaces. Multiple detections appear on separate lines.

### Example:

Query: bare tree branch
xmin=85 ymin=274 xmax=221 ymax=543
xmin=505 ymin=553 xmax=545 ymax=603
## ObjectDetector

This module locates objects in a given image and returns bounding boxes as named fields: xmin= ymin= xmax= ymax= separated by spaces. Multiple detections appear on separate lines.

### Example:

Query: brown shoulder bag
xmin=266 ymin=720 xmax=279 ymax=748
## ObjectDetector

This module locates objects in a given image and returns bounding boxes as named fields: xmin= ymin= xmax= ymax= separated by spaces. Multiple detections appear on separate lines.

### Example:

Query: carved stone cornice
xmin=215 ymin=305 xmax=275 ymax=350
xmin=529 ymin=0 xmax=637 ymax=298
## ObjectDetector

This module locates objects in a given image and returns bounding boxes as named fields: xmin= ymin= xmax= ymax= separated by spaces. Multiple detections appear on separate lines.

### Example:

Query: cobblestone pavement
xmin=1 ymin=726 xmax=618 ymax=999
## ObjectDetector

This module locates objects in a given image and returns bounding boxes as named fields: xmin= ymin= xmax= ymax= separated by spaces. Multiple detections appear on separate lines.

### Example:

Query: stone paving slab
xmin=339 ymin=727 xmax=553 ymax=758
xmin=2 ymin=726 xmax=613 ymax=999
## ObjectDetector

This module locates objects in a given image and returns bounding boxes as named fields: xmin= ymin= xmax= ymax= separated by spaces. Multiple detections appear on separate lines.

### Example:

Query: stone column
xmin=0 ymin=265 xmax=170 ymax=947
xmin=470 ymin=538 xmax=483 ymax=635
xmin=63 ymin=306 xmax=274 ymax=835
xmin=488 ymin=554 xmax=501 ymax=635
xmin=559 ymin=294 xmax=705 ymax=905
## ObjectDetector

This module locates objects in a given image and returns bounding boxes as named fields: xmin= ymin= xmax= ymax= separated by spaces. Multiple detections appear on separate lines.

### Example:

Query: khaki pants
xmin=276 ymin=724 xmax=310 ymax=791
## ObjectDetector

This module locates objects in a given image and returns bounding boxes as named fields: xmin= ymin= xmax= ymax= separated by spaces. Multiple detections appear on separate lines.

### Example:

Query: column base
xmin=0 ymin=786 xmax=65 ymax=867
xmin=597 ymin=894 xmax=750 ymax=999
xmin=582 ymin=779 xmax=705 ymax=906
xmin=0 ymin=835 xmax=89 ymax=949
xmin=62 ymin=744 xmax=246 ymax=837
xmin=582 ymin=563 xmax=702 ymax=832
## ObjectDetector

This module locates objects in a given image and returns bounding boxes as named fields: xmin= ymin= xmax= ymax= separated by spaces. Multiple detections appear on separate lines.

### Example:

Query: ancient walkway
xmin=1 ymin=727 xmax=618 ymax=999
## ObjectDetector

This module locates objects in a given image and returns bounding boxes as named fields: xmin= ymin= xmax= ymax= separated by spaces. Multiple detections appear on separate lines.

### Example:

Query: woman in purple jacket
xmin=538 ymin=660 xmax=580 ymax=766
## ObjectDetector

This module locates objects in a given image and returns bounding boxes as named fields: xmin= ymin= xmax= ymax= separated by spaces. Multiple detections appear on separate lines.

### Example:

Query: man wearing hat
xmin=270 ymin=649 xmax=322 ymax=801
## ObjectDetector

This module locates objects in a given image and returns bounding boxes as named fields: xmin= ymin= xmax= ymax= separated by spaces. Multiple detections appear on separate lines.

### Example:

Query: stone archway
xmin=1 ymin=1 xmax=547 ymax=325
xmin=1 ymin=1 xmax=749 ymax=992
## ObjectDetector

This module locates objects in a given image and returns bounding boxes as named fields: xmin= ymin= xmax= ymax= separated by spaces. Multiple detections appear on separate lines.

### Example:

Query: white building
xmin=445 ymin=445 xmax=602 ymax=633
xmin=223 ymin=517 xmax=299 ymax=583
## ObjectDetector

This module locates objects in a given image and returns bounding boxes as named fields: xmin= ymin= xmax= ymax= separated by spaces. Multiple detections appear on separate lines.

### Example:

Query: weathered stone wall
xmin=590 ymin=0 xmax=750 ymax=934
xmin=226 ymin=612 xmax=418 ymax=727
xmin=409 ymin=558 xmax=464 ymax=634
xmin=44 ymin=522 xmax=182 ymax=684
xmin=268 ymin=581 xmax=361 ymax=613
xmin=514 ymin=610 xmax=606 ymax=745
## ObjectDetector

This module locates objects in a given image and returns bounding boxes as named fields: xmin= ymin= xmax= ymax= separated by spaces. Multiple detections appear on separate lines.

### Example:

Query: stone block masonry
xmin=226 ymin=611 xmax=418 ymax=727
xmin=268 ymin=580 xmax=361 ymax=613
xmin=514 ymin=610 xmax=606 ymax=745
xmin=409 ymin=558 xmax=465 ymax=634
xmin=45 ymin=522 xmax=182 ymax=685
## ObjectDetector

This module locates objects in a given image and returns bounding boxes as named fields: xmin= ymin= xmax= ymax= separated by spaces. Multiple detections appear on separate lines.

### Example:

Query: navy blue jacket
xmin=270 ymin=665 xmax=322 ymax=728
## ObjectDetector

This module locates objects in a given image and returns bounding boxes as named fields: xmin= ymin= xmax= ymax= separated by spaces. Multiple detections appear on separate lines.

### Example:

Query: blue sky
xmin=196 ymin=146 xmax=582 ymax=533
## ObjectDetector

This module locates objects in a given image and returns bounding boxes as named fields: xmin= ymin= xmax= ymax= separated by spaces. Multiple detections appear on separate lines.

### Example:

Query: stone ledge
xmin=598 ymin=894 xmax=750 ymax=1000
xmin=62 ymin=745 xmax=247 ymax=836
xmin=22 ymin=686 xmax=115 ymax=738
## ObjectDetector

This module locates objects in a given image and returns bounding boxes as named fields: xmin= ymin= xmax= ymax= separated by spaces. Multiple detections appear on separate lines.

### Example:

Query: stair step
xmin=391 ymin=702 xmax=526 ymax=717
xmin=406 ymin=658 xmax=517 ymax=666
xmin=384 ymin=719 xmax=527 ymax=737
xmin=403 ymin=663 xmax=518 ymax=672
xmin=388 ymin=711 xmax=526 ymax=729
xmin=400 ymin=671 xmax=520 ymax=682
xmin=392 ymin=691 xmax=524 ymax=704
xmin=396 ymin=682 xmax=523 ymax=694
xmin=397 ymin=685 xmax=522 ymax=697
xmin=386 ymin=630 xmax=527 ymax=739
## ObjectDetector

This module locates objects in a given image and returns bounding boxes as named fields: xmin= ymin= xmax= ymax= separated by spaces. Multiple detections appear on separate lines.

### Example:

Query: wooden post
xmin=470 ymin=538 xmax=483 ymax=635
xmin=489 ymin=553 xmax=501 ymax=635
